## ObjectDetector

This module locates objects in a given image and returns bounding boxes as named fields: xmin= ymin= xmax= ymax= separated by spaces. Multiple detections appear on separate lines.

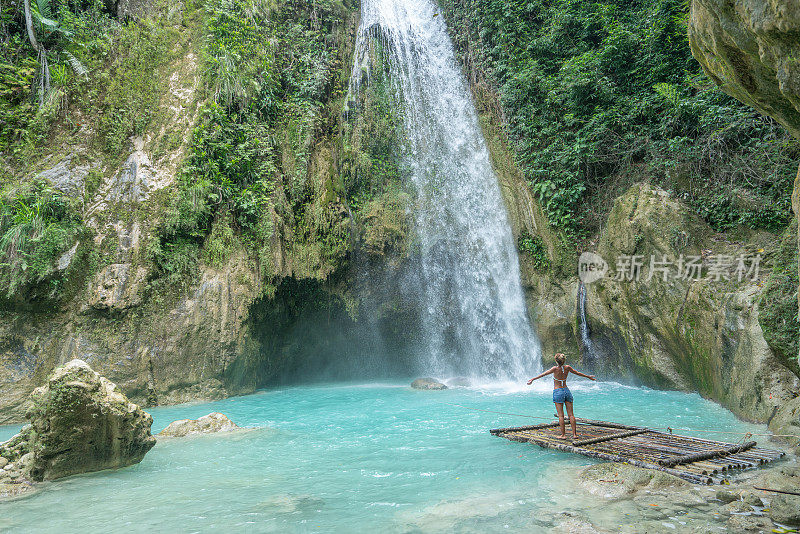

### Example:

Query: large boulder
xmin=411 ymin=378 xmax=447 ymax=390
xmin=22 ymin=359 xmax=156 ymax=481
xmin=158 ymin=412 xmax=239 ymax=438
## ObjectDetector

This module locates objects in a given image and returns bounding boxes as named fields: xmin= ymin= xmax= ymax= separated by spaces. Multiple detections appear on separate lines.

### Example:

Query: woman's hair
xmin=554 ymin=353 xmax=566 ymax=366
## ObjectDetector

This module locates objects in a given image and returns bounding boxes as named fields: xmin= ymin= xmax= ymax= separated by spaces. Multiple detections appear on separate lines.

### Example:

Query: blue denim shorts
xmin=553 ymin=387 xmax=573 ymax=404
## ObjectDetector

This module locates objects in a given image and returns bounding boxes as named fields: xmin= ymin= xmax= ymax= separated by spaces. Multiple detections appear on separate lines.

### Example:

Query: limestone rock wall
xmin=688 ymin=0 xmax=800 ymax=439
xmin=585 ymin=183 xmax=798 ymax=421
xmin=689 ymin=0 xmax=800 ymax=140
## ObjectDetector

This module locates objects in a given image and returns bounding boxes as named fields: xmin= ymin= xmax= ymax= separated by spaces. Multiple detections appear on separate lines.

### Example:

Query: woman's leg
xmin=565 ymin=402 xmax=576 ymax=437
xmin=554 ymin=402 xmax=566 ymax=438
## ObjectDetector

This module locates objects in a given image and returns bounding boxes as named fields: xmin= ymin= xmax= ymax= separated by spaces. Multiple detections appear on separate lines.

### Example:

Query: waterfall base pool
xmin=0 ymin=381 xmax=781 ymax=532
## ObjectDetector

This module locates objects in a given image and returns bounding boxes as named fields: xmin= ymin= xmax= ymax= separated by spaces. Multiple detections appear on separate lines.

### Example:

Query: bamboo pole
xmin=564 ymin=418 xmax=643 ymax=430
xmin=572 ymin=429 xmax=650 ymax=447
xmin=658 ymin=441 xmax=757 ymax=467
xmin=490 ymin=422 xmax=561 ymax=434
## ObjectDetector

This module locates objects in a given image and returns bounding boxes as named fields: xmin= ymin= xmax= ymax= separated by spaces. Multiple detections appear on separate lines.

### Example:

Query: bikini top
xmin=554 ymin=365 xmax=567 ymax=386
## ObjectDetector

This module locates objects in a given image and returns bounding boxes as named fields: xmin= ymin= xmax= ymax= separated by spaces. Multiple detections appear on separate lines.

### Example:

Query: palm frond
xmin=64 ymin=51 xmax=88 ymax=78
xmin=35 ymin=0 xmax=53 ymax=21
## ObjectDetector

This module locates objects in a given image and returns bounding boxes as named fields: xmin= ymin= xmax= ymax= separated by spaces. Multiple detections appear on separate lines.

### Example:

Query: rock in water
xmin=769 ymin=494 xmax=800 ymax=526
xmin=158 ymin=412 xmax=239 ymax=438
xmin=411 ymin=378 xmax=447 ymax=390
xmin=445 ymin=377 xmax=471 ymax=388
xmin=24 ymin=359 xmax=156 ymax=481
xmin=578 ymin=463 xmax=685 ymax=499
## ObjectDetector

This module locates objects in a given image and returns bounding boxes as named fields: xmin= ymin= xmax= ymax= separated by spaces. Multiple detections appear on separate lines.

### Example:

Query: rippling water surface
xmin=0 ymin=381 xmax=765 ymax=532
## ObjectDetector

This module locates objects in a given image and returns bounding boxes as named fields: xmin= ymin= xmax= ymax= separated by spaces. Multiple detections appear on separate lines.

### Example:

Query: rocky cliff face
xmin=689 ymin=0 xmax=800 ymax=140
xmin=688 ymin=0 xmax=800 ymax=437
xmin=585 ymin=184 xmax=798 ymax=421
xmin=0 ymin=1 xmax=362 ymax=422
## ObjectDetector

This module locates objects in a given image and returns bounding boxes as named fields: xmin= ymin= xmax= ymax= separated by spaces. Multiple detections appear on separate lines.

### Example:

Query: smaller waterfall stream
xmin=577 ymin=282 xmax=595 ymax=365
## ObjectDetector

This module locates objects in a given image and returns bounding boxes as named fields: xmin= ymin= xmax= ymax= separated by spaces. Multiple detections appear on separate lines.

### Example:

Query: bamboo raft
xmin=490 ymin=418 xmax=785 ymax=485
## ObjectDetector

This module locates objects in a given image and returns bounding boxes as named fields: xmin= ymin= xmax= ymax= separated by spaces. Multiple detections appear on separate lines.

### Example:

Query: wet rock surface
xmin=579 ymin=462 xmax=686 ymax=499
xmin=559 ymin=456 xmax=800 ymax=534
xmin=158 ymin=412 xmax=240 ymax=438
xmin=689 ymin=0 xmax=800 ymax=140
xmin=0 ymin=359 xmax=156 ymax=497
xmin=411 ymin=378 xmax=448 ymax=390
xmin=585 ymin=183 xmax=800 ymax=423
xmin=769 ymin=395 xmax=800 ymax=453
xmin=769 ymin=494 xmax=800 ymax=526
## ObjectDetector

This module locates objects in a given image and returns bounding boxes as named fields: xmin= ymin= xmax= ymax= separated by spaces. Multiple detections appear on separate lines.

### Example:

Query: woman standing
xmin=527 ymin=353 xmax=596 ymax=439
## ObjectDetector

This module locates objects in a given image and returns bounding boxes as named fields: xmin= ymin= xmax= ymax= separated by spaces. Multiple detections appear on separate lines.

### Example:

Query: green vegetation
xmin=440 ymin=0 xmax=799 ymax=238
xmin=0 ymin=182 xmax=90 ymax=304
xmin=517 ymin=231 xmax=549 ymax=271
xmin=98 ymin=19 xmax=174 ymax=156
xmin=150 ymin=0 xmax=357 ymax=289
xmin=0 ymin=0 xmax=113 ymax=158
xmin=341 ymin=33 xmax=410 ymax=257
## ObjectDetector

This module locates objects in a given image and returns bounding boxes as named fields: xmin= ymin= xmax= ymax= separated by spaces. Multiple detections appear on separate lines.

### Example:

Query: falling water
xmin=577 ymin=282 xmax=594 ymax=362
xmin=349 ymin=0 xmax=541 ymax=380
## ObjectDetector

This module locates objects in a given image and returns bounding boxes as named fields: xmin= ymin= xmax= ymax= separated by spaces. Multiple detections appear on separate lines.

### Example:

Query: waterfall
xmin=349 ymin=0 xmax=541 ymax=380
xmin=577 ymin=282 xmax=594 ymax=363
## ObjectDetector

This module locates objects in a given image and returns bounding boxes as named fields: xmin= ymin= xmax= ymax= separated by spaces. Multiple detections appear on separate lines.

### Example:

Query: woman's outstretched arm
xmin=527 ymin=367 xmax=555 ymax=385
xmin=567 ymin=366 xmax=596 ymax=381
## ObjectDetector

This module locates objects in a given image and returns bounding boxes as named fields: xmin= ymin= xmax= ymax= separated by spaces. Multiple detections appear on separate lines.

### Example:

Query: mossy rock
xmin=24 ymin=359 xmax=156 ymax=481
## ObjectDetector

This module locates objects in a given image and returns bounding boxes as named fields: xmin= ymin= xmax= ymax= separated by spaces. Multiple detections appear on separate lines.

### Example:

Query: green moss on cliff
xmin=97 ymin=20 xmax=175 ymax=157
xmin=0 ymin=182 xmax=95 ymax=306
xmin=341 ymin=30 xmax=411 ymax=258
xmin=151 ymin=0 xmax=358 ymax=290
xmin=759 ymin=218 xmax=799 ymax=374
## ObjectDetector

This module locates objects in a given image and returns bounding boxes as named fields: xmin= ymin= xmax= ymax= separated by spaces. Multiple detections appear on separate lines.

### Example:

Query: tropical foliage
xmin=0 ymin=183 xmax=87 ymax=302
xmin=440 ymin=0 xmax=799 ymax=237
xmin=151 ymin=0 xmax=355 ymax=286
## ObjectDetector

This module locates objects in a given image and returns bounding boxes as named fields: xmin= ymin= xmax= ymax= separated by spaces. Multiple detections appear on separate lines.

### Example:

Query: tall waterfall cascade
xmin=349 ymin=0 xmax=542 ymax=380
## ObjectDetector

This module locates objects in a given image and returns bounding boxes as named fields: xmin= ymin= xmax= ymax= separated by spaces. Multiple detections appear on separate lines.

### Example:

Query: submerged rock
xmin=727 ymin=514 xmax=774 ymax=533
xmin=769 ymin=494 xmax=800 ymax=526
xmin=552 ymin=512 xmax=609 ymax=534
xmin=257 ymin=494 xmax=325 ymax=514
xmin=411 ymin=378 xmax=447 ymax=390
xmin=158 ymin=412 xmax=239 ymax=438
xmin=716 ymin=488 xmax=739 ymax=504
xmin=578 ymin=462 xmax=686 ymax=499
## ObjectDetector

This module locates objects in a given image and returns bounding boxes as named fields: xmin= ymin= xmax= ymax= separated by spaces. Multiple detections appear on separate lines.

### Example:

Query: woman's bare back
xmin=552 ymin=365 xmax=570 ymax=389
